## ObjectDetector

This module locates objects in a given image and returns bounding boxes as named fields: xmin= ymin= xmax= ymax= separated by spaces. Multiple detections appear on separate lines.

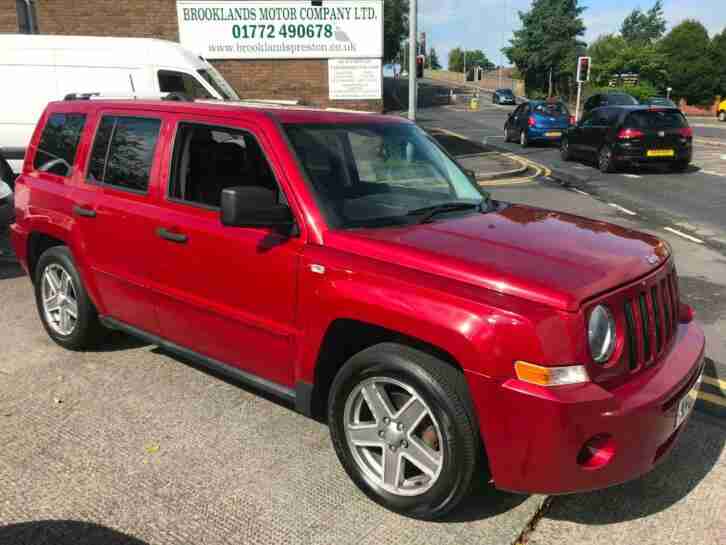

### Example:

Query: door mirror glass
xmin=221 ymin=186 xmax=294 ymax=230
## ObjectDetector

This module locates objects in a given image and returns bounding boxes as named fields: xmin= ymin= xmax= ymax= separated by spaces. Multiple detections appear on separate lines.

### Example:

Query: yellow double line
xmin=700 ymin=375 xmax=726 ymax=408
xmin=432 ymin=127 xmax=552 ymax=186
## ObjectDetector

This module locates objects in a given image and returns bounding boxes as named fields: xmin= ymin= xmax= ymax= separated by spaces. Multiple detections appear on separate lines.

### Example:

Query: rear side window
xmin=609 ymin=94 xmax=638 ymax=106
xmin=533 ymin=103 xmax=569 ymax=116
xmin=88 ymin=116 xmax=161 ymax=192
xmin=625 ymin=111 xmax=687 ymax=130
xmin=33 ymin=113 xmax=86 ymax=177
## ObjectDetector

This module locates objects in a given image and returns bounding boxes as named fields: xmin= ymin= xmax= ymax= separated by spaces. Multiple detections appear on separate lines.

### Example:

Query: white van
xmin=0 ymin=34 xmax=239 ymax=173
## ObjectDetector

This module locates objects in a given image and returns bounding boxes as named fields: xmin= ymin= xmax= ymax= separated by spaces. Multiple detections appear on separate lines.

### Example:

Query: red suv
xmin=11 ymin=99 xmax=705 ymax=519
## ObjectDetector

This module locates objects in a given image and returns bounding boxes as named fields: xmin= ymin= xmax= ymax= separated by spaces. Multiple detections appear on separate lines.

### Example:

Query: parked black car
xmin=583 ymin=92 xmax=638 ymax=114
xmin=493 ymin=88 xmax=516 ymax=105
xmin=561 ymin=106 xmax=693 ymax=173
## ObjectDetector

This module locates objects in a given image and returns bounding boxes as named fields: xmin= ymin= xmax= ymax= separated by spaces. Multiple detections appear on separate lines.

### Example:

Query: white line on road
xmin=664 ymin=227 xmax=704 ymax=244
xmin=608 ymin=203 xmax=637 ymax=216
xmin=570 ymin=188 xmax=590 ymax=197
xmin=621 ymin=174 xmax=642 ymax=179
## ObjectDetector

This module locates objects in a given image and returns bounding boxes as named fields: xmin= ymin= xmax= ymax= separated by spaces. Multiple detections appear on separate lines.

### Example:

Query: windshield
xmin=198 ymin=67 xmax=239 ymax=100
xmin=533 ymin=103 xmax=569 ymax=116
xmin=498 ymin=89 xmax=514 ymax=96
xmin=284 ymin=123 xmax=487 ymax=229
xmin=625 ymin=110 xmax=687 ymax=129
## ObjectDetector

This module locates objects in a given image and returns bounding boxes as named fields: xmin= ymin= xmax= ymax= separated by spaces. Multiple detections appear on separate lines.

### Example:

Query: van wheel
xmin=34 ymin=246 xmax=106 ymax=350
xmin=328 ymin=343 xmax=482 ymax=520
xmin=598 ymin=145 xmax=617 ymax=173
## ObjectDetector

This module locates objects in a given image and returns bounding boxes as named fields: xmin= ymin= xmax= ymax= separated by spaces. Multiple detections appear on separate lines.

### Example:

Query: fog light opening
xmin=577 ymin=434 xmax=616 ymax=470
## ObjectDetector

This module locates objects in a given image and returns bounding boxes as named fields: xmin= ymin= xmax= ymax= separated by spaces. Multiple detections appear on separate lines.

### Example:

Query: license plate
xmin=545 ymin=131 xmax=562 ymax=137
xmin=647 ymin=149 xmax=675 ymax=157
xmin=675 ymin=371 xmax=703 ymax=429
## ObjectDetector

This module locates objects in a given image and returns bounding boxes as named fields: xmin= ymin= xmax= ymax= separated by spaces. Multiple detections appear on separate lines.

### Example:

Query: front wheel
xmin=328 ymin=343 xmax=482 ymax=520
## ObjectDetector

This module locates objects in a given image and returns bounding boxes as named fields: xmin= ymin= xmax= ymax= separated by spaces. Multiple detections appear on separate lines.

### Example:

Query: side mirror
xmin=220 ymin=186 xmax=294 ymax=230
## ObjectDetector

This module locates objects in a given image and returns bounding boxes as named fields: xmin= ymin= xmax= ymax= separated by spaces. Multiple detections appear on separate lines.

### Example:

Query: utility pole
xmin=408 ymin=0 xmax=418 ymax=121
xmin=463 ymin=49 xmax=467 ymax=80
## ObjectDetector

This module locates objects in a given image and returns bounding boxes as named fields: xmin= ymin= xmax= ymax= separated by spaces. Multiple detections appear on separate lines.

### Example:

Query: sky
xmin=417 ymin=0 xmax=726 ymax=70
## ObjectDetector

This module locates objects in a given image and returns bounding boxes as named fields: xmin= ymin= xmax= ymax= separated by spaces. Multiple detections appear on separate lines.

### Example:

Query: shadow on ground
xmin=544 ymin=412 xmax=725 ymax=525
xmin=0 ymin=520 xmax=149 ymax=545
xmin=0 ymin=259 xmax=23 ymax=280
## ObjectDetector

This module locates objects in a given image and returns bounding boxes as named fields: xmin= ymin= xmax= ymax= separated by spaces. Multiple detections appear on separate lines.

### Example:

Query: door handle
xmin=73 ymin=205 xmax=96 ymax=218
xmin=157 ymin=227 xmax=188 ymax=244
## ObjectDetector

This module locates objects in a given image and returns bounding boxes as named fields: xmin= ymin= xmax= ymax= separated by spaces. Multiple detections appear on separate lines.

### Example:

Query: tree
xmin=504 ymin=0 xmax=586 ymax=97
xmin=621 ymin=1 xmax=666 ymax=44
xmin=660 ymin=20 xmax=717 ymax=105
xmin=448 ymin=48 xmax=495 ymax=72
xmin=383 ymin=0 xmax=409 ymax=64
xmin=711 ymin=29 xmax=726 ymax=97
xmin=429 ymin=48 xmax=442 ymax=70
xmin=587 ymin=33 xmax=667 ymax=89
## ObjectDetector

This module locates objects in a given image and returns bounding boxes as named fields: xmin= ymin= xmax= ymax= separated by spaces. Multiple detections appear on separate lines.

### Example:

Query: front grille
xmin=623 ymin=270 xmax=679 ymax=370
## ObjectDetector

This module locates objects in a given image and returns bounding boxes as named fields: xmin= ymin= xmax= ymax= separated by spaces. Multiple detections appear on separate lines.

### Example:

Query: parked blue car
xmin=504 ymin=100 xmax=574 ymax=147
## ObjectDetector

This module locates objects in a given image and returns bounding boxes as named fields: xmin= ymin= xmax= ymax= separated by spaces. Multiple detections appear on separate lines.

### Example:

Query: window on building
xmin=88 ymin=116 xmax=161 ymax=192
xmin=158 ymin=70 xmax=213 ymax=99
xmin=168 ymin=122 xmax=281 ymax=208
xmin=33 ymin=113 xmax=86 ymax=177
xmin=16 ymin=0 xmax=38 ymax=34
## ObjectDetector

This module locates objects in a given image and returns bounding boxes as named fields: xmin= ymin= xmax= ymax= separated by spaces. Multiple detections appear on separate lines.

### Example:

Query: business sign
xmin=176 ymin=1 xmax=384 ymax=60
xmin=329 ymin=58 xmax=382 ymax=100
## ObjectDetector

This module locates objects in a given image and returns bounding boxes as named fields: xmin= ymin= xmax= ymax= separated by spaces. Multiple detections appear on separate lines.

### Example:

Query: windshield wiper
xmin=407 ymin=201 xmax=482 ymax=224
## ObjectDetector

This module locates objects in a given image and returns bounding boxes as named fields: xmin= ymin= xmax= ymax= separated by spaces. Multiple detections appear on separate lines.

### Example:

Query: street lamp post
xmin=408 ymin=0 xmax=418 ymax=121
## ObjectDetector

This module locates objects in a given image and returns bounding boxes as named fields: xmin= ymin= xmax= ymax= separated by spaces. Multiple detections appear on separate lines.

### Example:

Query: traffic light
xmin=416 ymin=55 xmax=425 ymax=79
xmin=577 ymin=56 xmax=591 ymax=83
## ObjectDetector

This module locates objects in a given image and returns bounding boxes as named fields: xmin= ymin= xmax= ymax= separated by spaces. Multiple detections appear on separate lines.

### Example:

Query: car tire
xmin=670 ymin=160 xmax=690 ymax=173
xmin=34 ymin=246 xmax=106 ymax=350
xmin=560 ymin=137 xmax=573 ymax=161
xmin=0 ymin=153 xmax=14 ymax=187
xmin=520 ymin=130 xmax=529 ymax=148
xmin=327 ymin=342 xmax=482 ymax=520
xmin=503 ymin=126 xmax=510 ymax=142
xmin=598 ymin=145 xmax=616 ymax=173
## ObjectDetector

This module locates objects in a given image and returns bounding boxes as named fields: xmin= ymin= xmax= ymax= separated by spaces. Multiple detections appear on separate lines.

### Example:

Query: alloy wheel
xmin=343 ymin=377 xmax=444 ymax=497
xmin=599 ymin=146 xmax=612 ymax=171
xmin=41 ymin=264 xmax=78 ymax=336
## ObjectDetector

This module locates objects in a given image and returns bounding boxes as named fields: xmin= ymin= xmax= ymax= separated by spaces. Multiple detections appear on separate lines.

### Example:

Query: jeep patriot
xmin=10 ymin=99 xmax=705 ymax=519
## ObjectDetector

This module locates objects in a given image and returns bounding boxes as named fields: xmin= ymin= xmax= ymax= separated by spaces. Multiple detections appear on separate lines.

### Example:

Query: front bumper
xmin=466 ymin=319 xmax=705 ymax=494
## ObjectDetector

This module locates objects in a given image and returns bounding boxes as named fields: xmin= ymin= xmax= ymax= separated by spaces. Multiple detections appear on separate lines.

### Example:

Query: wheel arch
xmin=27 ymin=231 xmax=67 ymax=282
xmin=307 ymin=318 xmax=464 ymax=421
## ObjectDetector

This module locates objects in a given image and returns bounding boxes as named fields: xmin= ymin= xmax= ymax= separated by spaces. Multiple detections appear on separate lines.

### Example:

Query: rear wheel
xmin=560 ymin=136 xmax=573 ymax=161
xmin=328 ymin=343 xmax=482 ymax=520
xmin=598 ymin=145 xmax=617 ymax=173
xmin=34 ymin=246 xmax=106 ymax=350
xmin=670 ymin=160 xmax=690 ymax=172
xmin=520 ymin=130 xmax=529 ymax=148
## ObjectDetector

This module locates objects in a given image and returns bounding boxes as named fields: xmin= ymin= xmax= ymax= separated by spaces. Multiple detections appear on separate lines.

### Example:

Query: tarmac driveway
xmin=0 ymin=225 xmax=724 ymax=545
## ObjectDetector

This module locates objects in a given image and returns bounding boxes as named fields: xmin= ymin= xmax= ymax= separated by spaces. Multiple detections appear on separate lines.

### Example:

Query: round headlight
xmin=588 ymin=305 xmax=616 ymax=363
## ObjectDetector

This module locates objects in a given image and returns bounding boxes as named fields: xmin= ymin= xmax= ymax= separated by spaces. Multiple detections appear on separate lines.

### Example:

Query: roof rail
xmin=63 ymin=92 xmax=194 ymax=102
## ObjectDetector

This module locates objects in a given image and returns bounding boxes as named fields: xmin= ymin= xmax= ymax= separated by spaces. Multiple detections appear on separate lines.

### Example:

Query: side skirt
xmin=100 ymin=316 xmax=315 ymax=416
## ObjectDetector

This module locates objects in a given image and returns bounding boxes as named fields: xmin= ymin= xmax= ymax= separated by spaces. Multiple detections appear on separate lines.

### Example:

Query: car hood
xmin=325 ymin=204 xmax=670 ymax=311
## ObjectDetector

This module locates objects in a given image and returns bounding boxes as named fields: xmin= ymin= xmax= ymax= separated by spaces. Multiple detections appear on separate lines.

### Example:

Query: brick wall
xmin=17 ymin=0 xmax=381 ymax=111
xmin=0 ymin=0 xmax=18 ymax=33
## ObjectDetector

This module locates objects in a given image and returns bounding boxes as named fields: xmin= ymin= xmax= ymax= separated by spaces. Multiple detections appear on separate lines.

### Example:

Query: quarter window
xmin=88 ymin=116 xmax=161 ymax=192
xmin=33 ymin=113 xmax=86 ymax=177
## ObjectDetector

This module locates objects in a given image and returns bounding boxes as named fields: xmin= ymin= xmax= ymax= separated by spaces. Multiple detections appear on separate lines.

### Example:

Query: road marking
xmin=663 ymin=227 xmax=704 ymax=244
xmin=700 ymin=169 xmax=725 ymax=177
xmin=608 ymin=203 xmax=637 ymax=216
xmin=698 ymin=391 xmax=726 ymax=408
xmin=570 ymin=188 xmax=590 ymax=197
xmin=703 ymin=375 xmax=726 ymax=390
xmin=622 ymin=174 xmax=642 ymax=179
